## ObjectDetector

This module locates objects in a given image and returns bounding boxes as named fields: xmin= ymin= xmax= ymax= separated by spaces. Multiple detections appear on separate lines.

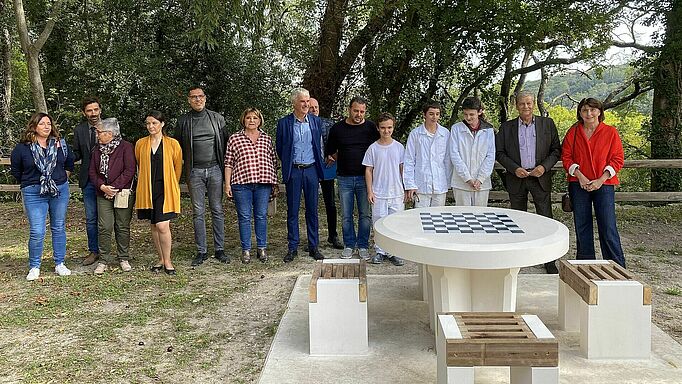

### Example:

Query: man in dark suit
xmin=72 ymin=96 xmax=102 ymax=265
xmin=495 ymin=91 xmax=561 ymax=273
xmin=276 ymin=88 xmax=325 ymax=262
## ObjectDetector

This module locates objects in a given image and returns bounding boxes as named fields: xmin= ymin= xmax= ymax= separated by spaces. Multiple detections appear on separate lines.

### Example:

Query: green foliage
xmin=6 ymin=0 xmax=291 ymax=144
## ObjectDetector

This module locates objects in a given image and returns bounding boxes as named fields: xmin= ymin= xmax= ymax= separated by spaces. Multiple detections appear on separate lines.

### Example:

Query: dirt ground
xmin=0 ymin=197 xmax=680 ymax=383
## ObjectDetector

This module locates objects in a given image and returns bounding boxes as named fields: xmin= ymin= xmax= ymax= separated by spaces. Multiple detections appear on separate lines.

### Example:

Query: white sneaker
xmin=358 ymin=248 xmax=370 ymax=260
xmin=55 ymin=263 xmax=71 ymax=276
xmin=94 ymin=262 xmax=107 ymax=275
xmin=120 ymin=260 xmax=132 ymax=272
xmin=341 ymin=247 xmax=354 ymax=259
xmin=26 ymin=267 xmax=40 ymax=281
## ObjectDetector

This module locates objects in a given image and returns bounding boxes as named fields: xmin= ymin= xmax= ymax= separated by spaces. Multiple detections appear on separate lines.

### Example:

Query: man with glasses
xmin=72 ymin=96 xmax=103 ymax=266
xmin=175 ymin=86 xmax=229 ymax=266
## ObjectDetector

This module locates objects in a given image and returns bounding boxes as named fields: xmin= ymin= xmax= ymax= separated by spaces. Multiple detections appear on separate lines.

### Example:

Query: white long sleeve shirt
xmin=448 ymin=121 xmax=496 ymax=191
xmin=402 ymin=124 xmax=452 ymax=194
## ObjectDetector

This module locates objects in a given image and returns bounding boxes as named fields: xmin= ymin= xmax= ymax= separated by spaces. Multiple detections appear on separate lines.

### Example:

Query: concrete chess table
xmin=374 ymin=206 xmax=569 ymax=328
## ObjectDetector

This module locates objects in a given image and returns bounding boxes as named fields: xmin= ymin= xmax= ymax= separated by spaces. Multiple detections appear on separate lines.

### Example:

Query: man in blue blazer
xmin=276 ymin=88 xmax=325 ymax=262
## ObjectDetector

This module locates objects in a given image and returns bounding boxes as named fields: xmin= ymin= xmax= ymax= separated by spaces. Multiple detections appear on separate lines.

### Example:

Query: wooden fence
xmin=2 ymin=158 xmax=682 ymax=202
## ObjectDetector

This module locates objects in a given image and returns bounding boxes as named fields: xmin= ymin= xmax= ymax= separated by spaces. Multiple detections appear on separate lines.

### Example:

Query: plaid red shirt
xmin=224 ymin=129 xmax=279 ymax=185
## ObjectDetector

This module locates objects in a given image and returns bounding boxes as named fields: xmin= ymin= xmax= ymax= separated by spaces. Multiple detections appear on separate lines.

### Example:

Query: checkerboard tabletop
xmin=419 ymin=212 xmax=525 ymax=234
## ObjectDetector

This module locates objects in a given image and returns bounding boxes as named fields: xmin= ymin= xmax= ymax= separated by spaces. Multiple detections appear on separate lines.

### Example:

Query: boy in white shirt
xmin=362 ymin=113 xmax=406 ymax=266
xmin=403 ymin=102 xmax=452 ymax=207
xmin=449 ymin=96 xmax=496 ymax=206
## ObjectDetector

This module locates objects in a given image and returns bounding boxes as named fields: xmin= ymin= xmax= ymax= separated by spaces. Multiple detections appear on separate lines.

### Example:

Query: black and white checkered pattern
xmin=419 ymin=212 xmax=524 ymax=234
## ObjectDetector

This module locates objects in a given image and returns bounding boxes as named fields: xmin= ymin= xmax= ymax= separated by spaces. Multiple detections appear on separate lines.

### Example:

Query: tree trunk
xmin=301 ymin=0 xmax=347 ymax=117
xmin=12 ymin=0 xmax=61 ymax=114
xmin=302 ymin=1 xmax=396 ymax=117
xmin=537 ymin=65 xmax=549 ymax=117
xmin=498 ymin=54 xmax=515 ymax=125
xmin=1 ymin=5 xmax=12 ymax=125
xmin=512 ymin=50 xmax=532 ymax=97
xmin=651 ymin=1 xmax=682 ymax=192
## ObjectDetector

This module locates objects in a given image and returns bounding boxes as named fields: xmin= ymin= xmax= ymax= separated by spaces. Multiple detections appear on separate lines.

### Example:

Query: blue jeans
xmin=337 ymin=175 xmax=371 ymax=249
xmin=82 ymin=181 xmax=99 ymax=253
xmin=22 ymin=182 xmax=70 ymax=268
xmin=232 ymin=183 xmax=272 ymax=250
xmin=285 ymin=166 xmax=319 ymax=250
xmin=569 ymin=182 xmax=626 ymax=267
xmin=188 ymin=165 xmax=225 ymax=253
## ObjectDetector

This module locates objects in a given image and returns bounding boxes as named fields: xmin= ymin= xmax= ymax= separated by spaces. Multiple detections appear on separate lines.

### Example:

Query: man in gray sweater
xmin=175 ymin=86 xmax=229 ymax=266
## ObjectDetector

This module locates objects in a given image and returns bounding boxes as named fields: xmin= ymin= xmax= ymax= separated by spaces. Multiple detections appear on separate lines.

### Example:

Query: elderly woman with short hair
xmin=88 ymin=118 xmax=137 ymax=275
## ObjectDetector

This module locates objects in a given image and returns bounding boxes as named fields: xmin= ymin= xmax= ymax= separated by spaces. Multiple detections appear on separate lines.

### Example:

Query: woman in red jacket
xmin=561 ymin=98 xmax=625 ymax=267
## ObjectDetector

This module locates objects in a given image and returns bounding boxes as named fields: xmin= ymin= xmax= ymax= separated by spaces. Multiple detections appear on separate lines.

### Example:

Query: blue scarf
xmin=30 ymin=137 xmax=60 ymax=196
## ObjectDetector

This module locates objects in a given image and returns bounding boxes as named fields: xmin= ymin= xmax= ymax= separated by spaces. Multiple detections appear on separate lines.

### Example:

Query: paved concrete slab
xmin=259 ymin=274 xmax=682 ymax=384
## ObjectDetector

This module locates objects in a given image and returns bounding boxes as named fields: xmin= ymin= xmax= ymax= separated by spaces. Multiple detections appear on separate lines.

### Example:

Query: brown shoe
xmin=241 ymin=250 xmax=251 ymax=264
xmin=83 ymin=252 xmax=99 ymax=266
xmin=257 ymin=248 xmax=268 ymax=263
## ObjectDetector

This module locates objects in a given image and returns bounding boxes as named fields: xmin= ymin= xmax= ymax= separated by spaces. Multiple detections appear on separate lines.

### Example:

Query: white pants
xmin=414 ymin=192 xmax=447 ymax=208
xmin=453 ymin=188 xmax=490 ymax=207
xmin=372 ymin=196 xmax=404 ymax=255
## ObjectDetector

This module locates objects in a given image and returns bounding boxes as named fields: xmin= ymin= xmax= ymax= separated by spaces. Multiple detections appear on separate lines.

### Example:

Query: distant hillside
xmin=524 ymin=65 xmax=652 ymax=114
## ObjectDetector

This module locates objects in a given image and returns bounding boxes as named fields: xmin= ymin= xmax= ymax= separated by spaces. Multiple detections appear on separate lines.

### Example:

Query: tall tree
xmin=1 ymin=0 xmax=12 ymax=125
xmin=301 ymin=0 xmax=398 ymax=117
xmin=12 ymin=0 xmax=63 ymax=113
xmin=651 ymin=1 xmax=682 ymax=191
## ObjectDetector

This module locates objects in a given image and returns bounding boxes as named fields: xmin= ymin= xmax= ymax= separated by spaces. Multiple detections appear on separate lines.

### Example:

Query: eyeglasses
xmin=95 ymin=130 xmax=111 ymax=135
xmin=188 ymin=95 xmax=206 ymax=100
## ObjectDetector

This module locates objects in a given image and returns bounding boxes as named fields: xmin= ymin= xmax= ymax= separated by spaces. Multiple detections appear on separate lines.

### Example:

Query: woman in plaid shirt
xmin=224 ymin=108 xmax=279 ymax=263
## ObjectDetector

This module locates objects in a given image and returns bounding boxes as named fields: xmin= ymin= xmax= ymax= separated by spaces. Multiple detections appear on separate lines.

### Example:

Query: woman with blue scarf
xmin=11 ymin=112 xmax=75 ymax=281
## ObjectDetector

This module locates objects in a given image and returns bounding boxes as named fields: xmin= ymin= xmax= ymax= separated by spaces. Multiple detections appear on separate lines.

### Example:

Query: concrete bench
xmin=558 ymin=259 xmax=652 ymax=359
xmin=308 ymin=259 xmax=368 ymax=355
xmin=436 ymin=312 xmax=558 ymax=384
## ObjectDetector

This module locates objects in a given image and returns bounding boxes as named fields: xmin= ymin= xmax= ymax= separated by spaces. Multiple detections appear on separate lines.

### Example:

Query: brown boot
xmin=257 ymin=248 xmax=268 ymax=263
xmin=83 ymin=252 xmax=99 ymax=266
xmin=241 ymin=250 xmax=251 ymax=264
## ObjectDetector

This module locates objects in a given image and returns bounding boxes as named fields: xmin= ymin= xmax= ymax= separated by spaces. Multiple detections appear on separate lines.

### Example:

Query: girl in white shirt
xmin=448 ymin=97 xmax=496 ymax=206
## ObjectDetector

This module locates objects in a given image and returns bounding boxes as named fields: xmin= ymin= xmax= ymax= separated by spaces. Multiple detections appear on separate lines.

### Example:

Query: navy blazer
xmin=275 ymin=113 xmax=324 ymax=183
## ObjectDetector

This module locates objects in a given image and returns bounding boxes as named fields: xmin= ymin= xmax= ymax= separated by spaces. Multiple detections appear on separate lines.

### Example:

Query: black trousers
xmin=508 ymin=176 xmax=553 ymax=218
xmin=320 ymin=179 xmax=338 ymax=240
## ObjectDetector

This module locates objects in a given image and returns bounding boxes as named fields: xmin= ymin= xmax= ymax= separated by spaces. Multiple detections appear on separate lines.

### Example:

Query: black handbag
xmin=561 ymin=193 xmax=572 ymax=212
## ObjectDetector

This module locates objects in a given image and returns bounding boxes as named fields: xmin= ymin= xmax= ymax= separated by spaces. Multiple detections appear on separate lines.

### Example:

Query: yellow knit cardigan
xmin=134 ymin=135 xmax=183 ymax=213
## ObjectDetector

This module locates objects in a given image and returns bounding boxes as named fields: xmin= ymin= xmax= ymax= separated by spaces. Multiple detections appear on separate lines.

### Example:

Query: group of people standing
xmin=10 ymin=86 xmax=626 ymax=281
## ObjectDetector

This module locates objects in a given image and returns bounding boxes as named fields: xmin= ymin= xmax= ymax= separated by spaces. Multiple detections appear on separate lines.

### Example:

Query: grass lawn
xmin=0 ymin=196 xmax=680 ymax=383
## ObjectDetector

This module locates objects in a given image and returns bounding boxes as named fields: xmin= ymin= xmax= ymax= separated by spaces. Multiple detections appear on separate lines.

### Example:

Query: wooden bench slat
xmin=589 ymin=265 xmax=614 ymax=280
xmin=309 ymin=262 xmax=322 ymax=303
xmin=578 ymin=265 xmax=600 ymax=280
xmin=610 ymin=261 xmax=634 ymax=279
xmin=323 ymin=264 xmax=332 ymax=279
xmin=358 ymin=260 xmax=367 ymax=303
xmin=601 ymin=264 xmax=626 ymax=280
xmin=467 ymin=332 xmax=531 ymax=339
xmin=464 ymin=325 xmax=526 ymax=331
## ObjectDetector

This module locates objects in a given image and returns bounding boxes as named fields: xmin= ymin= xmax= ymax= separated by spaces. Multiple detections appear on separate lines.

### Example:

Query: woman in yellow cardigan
xmin=135 ymin=111 xmax=183 ymax=275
